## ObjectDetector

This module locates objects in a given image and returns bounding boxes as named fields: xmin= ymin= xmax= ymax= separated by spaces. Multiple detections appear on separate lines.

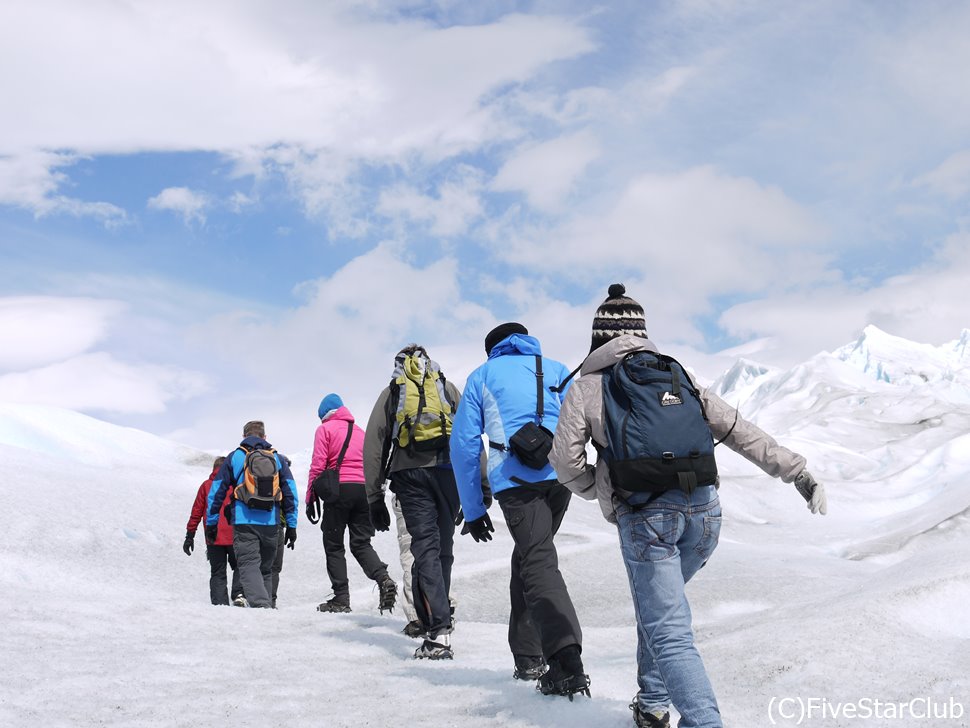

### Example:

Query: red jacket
xmin=187 ymin=468 xmax=234 ymax=546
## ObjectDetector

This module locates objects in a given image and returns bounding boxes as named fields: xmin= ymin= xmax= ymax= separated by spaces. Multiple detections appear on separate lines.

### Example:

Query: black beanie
xmin=590 ymin=283 xmax=647 ymax=352
xmin=485 ymin=322 xmax=528 ymax=355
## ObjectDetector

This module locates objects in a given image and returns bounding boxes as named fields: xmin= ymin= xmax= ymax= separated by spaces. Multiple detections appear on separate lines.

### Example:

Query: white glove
xmin=794 ymin=470 xmax=827 ymax=515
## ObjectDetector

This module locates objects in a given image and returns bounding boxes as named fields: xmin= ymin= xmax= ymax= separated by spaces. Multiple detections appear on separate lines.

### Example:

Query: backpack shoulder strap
xmin=534 ymin=355 xmax=544 ymax=424
xmin=549 ymin=361 xmax=582 ymax=394
xmin=334 ymin=422 xmax=354 ymax=469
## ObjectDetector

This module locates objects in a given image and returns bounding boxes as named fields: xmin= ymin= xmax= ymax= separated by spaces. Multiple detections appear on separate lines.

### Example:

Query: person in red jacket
xmin=183 ymin=456 xmax=244 ymax=606
xmin=308 ymin=393 xmax=397 ymax=614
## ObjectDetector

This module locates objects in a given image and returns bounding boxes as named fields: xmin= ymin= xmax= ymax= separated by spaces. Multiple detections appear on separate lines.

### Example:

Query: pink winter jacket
xmin=307 ymin=406 xmax=366 ymax=503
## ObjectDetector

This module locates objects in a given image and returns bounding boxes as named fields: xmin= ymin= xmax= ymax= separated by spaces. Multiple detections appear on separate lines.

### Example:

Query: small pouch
xmin=508 ymin=421 xmax=554 ymax=470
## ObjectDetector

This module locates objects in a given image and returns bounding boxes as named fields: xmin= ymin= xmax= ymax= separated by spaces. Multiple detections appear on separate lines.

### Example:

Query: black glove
xmin=461 ymin=512 xmax=494 ymax=543
xmin=182 ymin=531 xmax=194 ymax=556
xmin=284 ymin=526 xmax=297 ymax=550
xmin=370 ymin=499 xmax=391 ymax=532
xmin=454 ymin=508 xmax=464 ymax=527
xmin=306 ymin=498 xmax=322 ymax=524
xmin=205 ymin=525 xmax=218 ymax=544
xmin=222 ymin=501 xmax=234 ymax=525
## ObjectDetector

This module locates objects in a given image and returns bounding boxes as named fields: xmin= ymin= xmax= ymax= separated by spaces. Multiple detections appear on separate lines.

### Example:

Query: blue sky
xmin=1 ymin=0 xmax=968 ymax=450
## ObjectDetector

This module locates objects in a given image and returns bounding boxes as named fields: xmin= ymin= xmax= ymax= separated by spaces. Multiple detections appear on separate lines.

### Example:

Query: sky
xmin=1 ymin=0 xmax=969 ymax=450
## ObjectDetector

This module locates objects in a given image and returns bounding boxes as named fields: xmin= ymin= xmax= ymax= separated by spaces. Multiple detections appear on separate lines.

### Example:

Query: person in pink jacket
xmin=308 ymin=393 xmax=397 ymax=613
xmin=183 ymin=456 xmax=244 ymax=606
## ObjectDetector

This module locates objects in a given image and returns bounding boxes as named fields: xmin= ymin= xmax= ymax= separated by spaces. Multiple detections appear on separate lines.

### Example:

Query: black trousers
xmin=322 ymin=482 xmax=388 ymax=603
xmin=391 ymin=467 xmax=459 ymax=638
xmin=497 ymin=481 xmax=582 ymax=659
xmin=206 ymin=544 xmax=242 ymax=606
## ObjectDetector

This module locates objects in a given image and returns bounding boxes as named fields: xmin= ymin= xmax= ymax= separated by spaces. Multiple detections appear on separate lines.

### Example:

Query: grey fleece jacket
xmin=549 ymin=335 xmax=807 ymax=523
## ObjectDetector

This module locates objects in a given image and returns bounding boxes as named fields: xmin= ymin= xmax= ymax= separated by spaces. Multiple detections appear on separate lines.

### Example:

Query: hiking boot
xmin=414 ymin=634 xmax=453 ymax=660
xmin=512 ymin=654 xmax=547 ymax=681
xmin=537 ymin=644 xmax=590 ymax=700
xmin=378 ymin=576 xmax=398 ymax=614
xmin=402 ymin=620 xmax=425 ymax=639
xmin=317 ymin=598 xmax=351 ymax=613
xmin=630 ymin=701 xmax=671 ymax=728
xmin=232 ymin=596 xmax=249 ymax=608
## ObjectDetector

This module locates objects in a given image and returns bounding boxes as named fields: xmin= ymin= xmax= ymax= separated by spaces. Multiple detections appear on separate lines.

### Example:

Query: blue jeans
xmin=616 ymin=486 xmax=722 ymax=728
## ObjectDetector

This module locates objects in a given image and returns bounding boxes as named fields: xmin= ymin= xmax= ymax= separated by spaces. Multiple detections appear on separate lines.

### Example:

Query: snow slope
xmin=2 ymin=326 xmax=969 ymax=727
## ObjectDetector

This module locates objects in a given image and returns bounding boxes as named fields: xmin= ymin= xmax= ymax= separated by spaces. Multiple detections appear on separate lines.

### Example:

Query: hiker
xmin=451 ymin=323 xmax=590 ymax=699
xmin=206 ymin=420 xmax=299 ymax=609
xmin=307 ymin=393 xmax=397 ymax=614
xmin=363 ymin=344 xmax=468 ymax=660
xmin=183 ymin=455 xmax=244 ymax=606
xmin=549 ymin=284 xmax=827 ymax=728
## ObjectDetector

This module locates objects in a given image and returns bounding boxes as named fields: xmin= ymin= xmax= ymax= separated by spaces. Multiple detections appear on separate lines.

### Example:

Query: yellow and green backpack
xmin=390 ymin=353 xmax=454 ymax=453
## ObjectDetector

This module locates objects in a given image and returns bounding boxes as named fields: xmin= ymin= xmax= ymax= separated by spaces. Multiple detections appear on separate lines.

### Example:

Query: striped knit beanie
xmin=590 ymin=283 xmax=647 ymax=352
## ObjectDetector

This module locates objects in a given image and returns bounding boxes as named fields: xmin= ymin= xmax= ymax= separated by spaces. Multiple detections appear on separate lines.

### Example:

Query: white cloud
xmin=0 ymin=152 xmax=125 ymax=222
xmin=887 ymin=5 xmax=970 ymax=133
xmin=0 ymin=352 xmax=208 ymax=414
xmin=377 ymin=166 xmax=485 ymax=236
xmin=147 ymin=187 xmax=209 ymax=225
xmin=0 ymin=297 xmax=124 ymax=371
xmin=228 ymin=190 xmax=257 ymax=213
xmin=718 ymin=232 xmax=970 ymax=368
xmin=0 ymin=4 xmax=593 ymax=158
xmin=510 ymin=166 xmax=826 ymax=292
xmin=491 ymin=131 xmax=601 ymax=212
xmin=912 ymin=150 xmax=970 ymax=201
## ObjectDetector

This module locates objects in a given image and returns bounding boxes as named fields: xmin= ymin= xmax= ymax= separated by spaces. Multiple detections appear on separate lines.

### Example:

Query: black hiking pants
xmin=497 ymin=481 xmax=582 ymax=659
xmin=391 ymin=467 xmax=459 ymax=638
xmin=233 ymin=524 xmax=278 ymax=608
xmin=322 ymin=482 xmax=389 ymax=603
xmin=206 ymin=544 xmax=242 ymax=606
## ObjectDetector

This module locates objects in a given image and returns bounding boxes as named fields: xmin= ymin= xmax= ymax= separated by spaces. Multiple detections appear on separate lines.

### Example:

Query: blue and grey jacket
xmin=206 ymin=436 xmax=299 ymax=529
xmin=450 ymin=334 xmax=571 ymax=522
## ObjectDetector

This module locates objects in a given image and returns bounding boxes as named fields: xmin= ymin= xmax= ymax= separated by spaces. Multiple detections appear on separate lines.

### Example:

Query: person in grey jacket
xmin=549 ymin=284 xmax=826 ymax=728
xmin=363 ymin=344 xmax=465 ymax=660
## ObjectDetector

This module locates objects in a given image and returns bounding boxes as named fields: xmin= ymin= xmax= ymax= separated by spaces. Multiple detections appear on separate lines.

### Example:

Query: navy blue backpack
xmin=602 ymin=351 xmax=718 ymax=494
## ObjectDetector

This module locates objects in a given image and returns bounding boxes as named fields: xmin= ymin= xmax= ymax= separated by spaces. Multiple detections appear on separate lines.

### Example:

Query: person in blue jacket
xmin=450 ymin=323 xmax=590 ymax=699
xmin=206 ymin=420 xmax=299 ymax=609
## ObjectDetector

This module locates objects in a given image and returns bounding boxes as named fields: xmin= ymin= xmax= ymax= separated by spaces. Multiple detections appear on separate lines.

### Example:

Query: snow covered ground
xmin=2 ymin=326 xmax=969 ymax=727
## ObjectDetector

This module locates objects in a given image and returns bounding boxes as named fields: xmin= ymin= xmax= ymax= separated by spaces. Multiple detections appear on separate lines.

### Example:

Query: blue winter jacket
xmin=451 ymin=334 xmax=571 ymax=522
xmin=206 ymin=436 xmax=299 ymax=529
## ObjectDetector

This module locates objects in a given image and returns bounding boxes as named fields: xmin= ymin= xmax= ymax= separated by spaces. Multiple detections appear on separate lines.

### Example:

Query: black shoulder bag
xmin=311 ymin=422 xmax=354 ymax=504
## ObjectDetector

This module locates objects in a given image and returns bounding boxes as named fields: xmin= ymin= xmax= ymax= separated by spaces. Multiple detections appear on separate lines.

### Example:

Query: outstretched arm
xmin=702 ymin=388 xmax=826 ymax=514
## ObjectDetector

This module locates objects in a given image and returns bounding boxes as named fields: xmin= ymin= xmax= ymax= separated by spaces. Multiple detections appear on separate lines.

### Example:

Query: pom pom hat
xmin=590 ymin=283 xmax=647 ymax=352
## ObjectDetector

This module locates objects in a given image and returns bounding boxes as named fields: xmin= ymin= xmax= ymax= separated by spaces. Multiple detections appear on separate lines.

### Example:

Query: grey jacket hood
xmin=581 ymin=335 xmax=660 ymax=376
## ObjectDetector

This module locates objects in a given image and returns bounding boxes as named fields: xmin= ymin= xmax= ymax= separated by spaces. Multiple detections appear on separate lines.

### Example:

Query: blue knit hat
xmin=318 ymin=393 xmax=343 ymax=419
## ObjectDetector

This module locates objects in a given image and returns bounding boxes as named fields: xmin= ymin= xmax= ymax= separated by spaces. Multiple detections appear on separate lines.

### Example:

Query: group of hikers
xmin=181 ymin=284 xmax=827 ymax=728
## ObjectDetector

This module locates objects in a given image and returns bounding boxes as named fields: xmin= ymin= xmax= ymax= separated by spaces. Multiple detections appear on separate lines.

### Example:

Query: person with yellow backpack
xmin=363 ymin=344 xmax=469 ymax=660
xmin=206 ymin=420 xmax=299 ymax=609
